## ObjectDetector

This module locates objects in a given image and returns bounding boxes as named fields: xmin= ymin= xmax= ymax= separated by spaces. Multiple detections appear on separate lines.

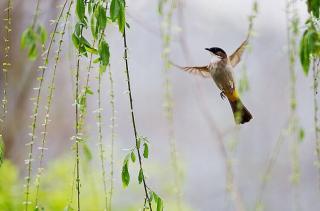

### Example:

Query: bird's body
xmin=209 ymin=58 xmax=234 ymax=94
xmin=173 ymin=38 xmax=253 ymax=124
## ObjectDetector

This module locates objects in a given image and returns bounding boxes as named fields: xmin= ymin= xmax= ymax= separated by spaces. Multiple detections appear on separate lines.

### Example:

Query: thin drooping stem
xmin=256 ymin=1 xmax=301 ymax=208
xmin=313 ymin=58 xmax=320 ymax=190
xmin=122 ymin=26 xmax=153 ymax=211
xmin=67 ymin=157 xmax=77 ymax=209
xmin=1 ymin=0 xmax=12 ymax=135
xmin=75 ymin=23 xmax=84 ymax=211
xmin=23 ymin=1 xmax=68 ymax=209
xmin=285 ymin=2 xmax=301 ymax=209
xmin=95 ymin=2 xmax=110 ymax=209
xmin=0 ymin=0 xmax=12 ymax=150
xmin=97 ymin=69 xmax=108 ymax=210
xmin=158 ymin=0 xmax=182 ymax=209
xmin=34 ymin=0 xmax=73 ymax=207
xmin=31 ymin=0 xmax=41 ymax=30
xmin=78 ymin=53 xmax=93 ymax=132
xmin=107 ymin=65 xmax=116 ymax=211
xmin=255 ymin=125 xmax=288 ymax=208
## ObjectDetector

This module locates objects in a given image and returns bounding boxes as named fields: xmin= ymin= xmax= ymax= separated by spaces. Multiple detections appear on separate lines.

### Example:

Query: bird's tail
xmin=227 ymin=96 xmax=252 ymax=124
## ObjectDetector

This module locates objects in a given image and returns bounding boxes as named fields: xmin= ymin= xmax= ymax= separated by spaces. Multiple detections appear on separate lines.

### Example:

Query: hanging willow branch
xmin=33 ymin=0 xmax=73 ymax=208
xmin=158 ymin=0 xmax=183 ymax=209
xmin=107 ymin=63 xmax=116 ymax=211
xmin=313 ymin=58 xmax=320 ymax=189
xmin=1 ymin=0 xmax=12 ymax=133
xmin=74 ymin=23 xmax=83 ymax=211
xmin=255 ymin=1 xmax=302 ymax=209
xmin=122 ymin=24 xmax=153 ymax=211
xmin=23 ymin=1 xmax=68 ymax=209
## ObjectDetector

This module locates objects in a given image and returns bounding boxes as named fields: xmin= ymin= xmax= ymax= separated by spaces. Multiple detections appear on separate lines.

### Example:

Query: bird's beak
xmin=205 ymin=48 xmax=210 ymax=52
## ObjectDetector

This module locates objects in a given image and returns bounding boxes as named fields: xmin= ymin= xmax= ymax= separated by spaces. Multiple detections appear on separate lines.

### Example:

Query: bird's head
xmin=205 ymin=47 xmax=227 ymax=59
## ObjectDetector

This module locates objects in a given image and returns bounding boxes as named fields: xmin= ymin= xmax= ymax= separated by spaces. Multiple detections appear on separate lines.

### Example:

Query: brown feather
xmin=171 ymin=62 xmax=211 ymax=78
xmin=229 ymin=38 xmax=249 ymax=67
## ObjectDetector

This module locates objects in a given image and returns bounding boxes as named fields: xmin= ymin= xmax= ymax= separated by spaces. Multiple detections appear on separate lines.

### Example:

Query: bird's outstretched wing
xmin=171 ymin=63 xmax=211 ymax=78
xmin=229 ymin=38 xmax=249 ymax=67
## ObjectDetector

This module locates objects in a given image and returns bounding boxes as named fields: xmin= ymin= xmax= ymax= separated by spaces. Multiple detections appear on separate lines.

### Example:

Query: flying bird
xmin=173 ymin=38 xmax=252 ymax=124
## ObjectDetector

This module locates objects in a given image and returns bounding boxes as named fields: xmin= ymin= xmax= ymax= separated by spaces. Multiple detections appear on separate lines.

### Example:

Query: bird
xmin=172 ymin=37 xmax=253 ymax=124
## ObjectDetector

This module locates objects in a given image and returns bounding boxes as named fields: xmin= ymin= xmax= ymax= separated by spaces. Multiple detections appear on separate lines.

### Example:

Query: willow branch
xmin=122 ymin=26 xmax=153 ymax=211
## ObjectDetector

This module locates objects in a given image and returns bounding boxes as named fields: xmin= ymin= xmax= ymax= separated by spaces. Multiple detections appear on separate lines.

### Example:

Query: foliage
xmin=307 ymin=0 xmax=320 ymax=18
xmin=0 ymin=157 xmax=192 ymax=211
xmin=20 ymin=25 xmax=47 ymax=60
xmin=121 ymin=136 xmax=150 ymax=188
xmin=110 ymin=0 xmax=126 ymax=33
xmin=23 ymin=1 xmax=71 ymax=209
xmin=33 ymin=1 xmax=74 ymax=208
xmin=299 ymin=19 xmax=320 ymax=75
xmin=299 ymin=0 xmax=320 ymax=75
xmin=158 ymin=0 xmax=183 ymax=210
xmin=121 ymin=135 xmax=163 ymax=210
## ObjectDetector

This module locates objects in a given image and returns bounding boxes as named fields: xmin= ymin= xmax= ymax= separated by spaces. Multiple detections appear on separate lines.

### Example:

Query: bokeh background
xmin=0 ymin=0 xmax=319 ymax=210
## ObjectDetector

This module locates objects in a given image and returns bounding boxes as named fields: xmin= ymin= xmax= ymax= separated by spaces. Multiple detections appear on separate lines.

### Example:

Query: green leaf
xmin=37 ymin=25 xmax=47 ymax=45
xmin=97 ymin=4 xmax=107 ymax=32
xmin=82 ymin=143 xmax=92 ymax=161
xmin=98 ymin=39 xmax=110 ymax=73
xmin=74 ymin=23 xmax=82 ymax=37
xmin=121 ymin=161 xmax=130 ymax=187
xmin=93 ymin=57 xmax=100 ymax=63
xmin=156 ymin=197 xmax=164 ymax=211
xmin=21 ymin=27 xmax=38 ymax=60
xmin=137 ymin=136 xmax=141 ymax=149
xmin=90 ymin=13 xmax=98 ymax=39
xmin=84 ymin=44 xmax=98 ymax=54
xmin=80 ymin=36 xmax=97 ymax=53
xmin=138 ymin=168 xmax=143 ymax=184
xmin=152 ymin=192 xmax=164 ymax=211
xmin=85 ymin=86 xmax=94 ymax=95
xmin=88 ymin=0 xmax=94 ymax=15
xmin=158 ymin=0 xmax=164 ymax=15
xmin=0 ymin=135 xmax=4 ymax=167
xmin=130 ymin=151 xmax=136 ymax=163
xmin=307 ymin=0 xmax=320 ymax=18
xmin=149 ymin=190 xmax=153 ymax=202
xmin=76 ymin=0 xmax=86 ymax=24
xmin=72 ymin=33 xmax=86 ymax=55
xmin=72 ymin=33 xmax=80 ymax=49
xmin=300 ymin=30 xmax=311 ymax=75
xmin=72 ymin=33 xmax=90 ymax=56
xmin=143 ymin=143 xmax=149 ymax=159
xmin=21 ymin=27 xmax=36 ymax=49
xmin=98 ymin=40 xmax=110 ymax=66
xmin=118 ymin=1 xmax=126 ymax=34
xmin=298 ymin=128 xmax=305 ymax=142
xmin=28 ymin=44 xmax=38 ymax=61
xmin=110 ymin=0 xmax=121 ymax=21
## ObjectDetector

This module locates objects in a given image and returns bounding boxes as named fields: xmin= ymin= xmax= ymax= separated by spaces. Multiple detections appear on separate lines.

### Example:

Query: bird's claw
xmin=220 ymin=91 xmax=226 ymax=100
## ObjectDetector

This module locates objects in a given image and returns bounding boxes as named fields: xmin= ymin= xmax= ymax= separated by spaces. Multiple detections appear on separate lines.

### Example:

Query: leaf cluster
xmin=299 ymin=1 xmax=320 ymax=75
xmin=121 ymin=136 xmax=149 ymax=188
xmin=121 ymin=136 xmax=163 ymax=210
xmin=307 ymin=0 xmax=320 ymax=18
xmin=20 ymin=25 xmax=47 ymax=60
